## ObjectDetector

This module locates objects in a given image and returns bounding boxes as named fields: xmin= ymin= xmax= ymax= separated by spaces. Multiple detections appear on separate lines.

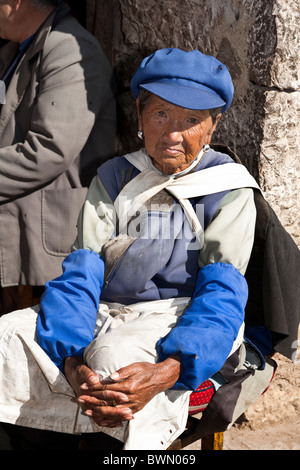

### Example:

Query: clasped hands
xmin=64 ymin=355 xmax=182 ymax=428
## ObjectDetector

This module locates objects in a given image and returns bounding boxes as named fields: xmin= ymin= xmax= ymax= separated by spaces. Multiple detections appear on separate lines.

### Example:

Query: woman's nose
xmin=163 ymin=120 xmax=184 ymax=143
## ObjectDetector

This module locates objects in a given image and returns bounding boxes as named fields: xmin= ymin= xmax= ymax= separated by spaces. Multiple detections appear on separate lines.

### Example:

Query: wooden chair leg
xmin=168 ymin=419 xmax=224 ymax=450
xmin=201 ymin=432 xmax=223 ymax=450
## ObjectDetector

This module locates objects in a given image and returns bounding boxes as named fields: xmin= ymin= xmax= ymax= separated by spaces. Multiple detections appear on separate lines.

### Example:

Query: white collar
xmin=125 ymin=145 xmax=210 ymax=178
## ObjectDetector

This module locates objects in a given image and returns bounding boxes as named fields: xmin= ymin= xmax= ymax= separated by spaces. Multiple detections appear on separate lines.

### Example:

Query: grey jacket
xmin=0 ymin=2 xmax=116 ymax=287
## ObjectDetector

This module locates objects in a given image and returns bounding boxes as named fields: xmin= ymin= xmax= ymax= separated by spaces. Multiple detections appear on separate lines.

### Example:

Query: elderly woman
xmin=0 ymin=49 xmax=275 ymax=450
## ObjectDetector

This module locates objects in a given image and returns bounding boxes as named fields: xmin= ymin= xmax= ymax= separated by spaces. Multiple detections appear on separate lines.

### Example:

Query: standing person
xmin=0 ymin=0 xmax=116 ymax=315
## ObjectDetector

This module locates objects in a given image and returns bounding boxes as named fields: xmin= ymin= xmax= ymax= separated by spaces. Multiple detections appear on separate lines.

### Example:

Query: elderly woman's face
xmin=137 ymin=94 xmax=220 ymax=175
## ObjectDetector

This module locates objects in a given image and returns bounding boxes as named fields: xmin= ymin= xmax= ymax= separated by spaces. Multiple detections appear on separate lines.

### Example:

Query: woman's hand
xmin=64 ymin=355 xmax=182 ymax=428
xmin=64 ymin=356 xmax=134 ymax=428
xmin=76 ymin=356 xmax=182 ymax=427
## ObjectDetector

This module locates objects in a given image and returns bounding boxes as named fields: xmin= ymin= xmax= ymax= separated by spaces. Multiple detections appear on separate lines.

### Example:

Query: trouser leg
xmin=0 ymin=286 xmax=44 ymax=317
xmin=0 ymin=422 xmax=122 ymax=450
xmin=0 ymin=423 xmax=81 ymax=450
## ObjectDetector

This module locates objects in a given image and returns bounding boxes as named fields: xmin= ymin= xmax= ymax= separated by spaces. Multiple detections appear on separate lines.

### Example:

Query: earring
xmin=137 ymin=130 xmax=143 ymax=140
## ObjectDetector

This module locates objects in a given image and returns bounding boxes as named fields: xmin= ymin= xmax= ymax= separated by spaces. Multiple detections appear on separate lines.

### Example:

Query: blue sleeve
xmin=36 ymin=249 xmax=105 ymax=372
xmin=156 ymin=263 xmax=248 ymax=390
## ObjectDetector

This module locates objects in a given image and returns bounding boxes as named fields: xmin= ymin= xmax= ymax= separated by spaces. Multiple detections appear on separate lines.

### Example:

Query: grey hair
xmin=209 ymin=107 xmax=222 ymax=123
xmin=137 ymin=89 xmax=222 ymax=123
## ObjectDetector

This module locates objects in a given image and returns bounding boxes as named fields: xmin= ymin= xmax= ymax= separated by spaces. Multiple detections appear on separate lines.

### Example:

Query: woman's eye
xmin=187 ymin=117 xmax=199 ymax=125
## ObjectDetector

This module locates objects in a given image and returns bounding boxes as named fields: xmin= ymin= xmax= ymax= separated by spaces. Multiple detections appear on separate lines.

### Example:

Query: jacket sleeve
xmin=36 ymin=249 xmax=105 ymax=372
xmin=157 ymin=188 xmax=256 ymax=390
xmin=0 ymin=32 xmax=114 ymax=202
xmin=156 ymin=262 xmax=248 ymax=390
xmin=73 ymin=174 xmax=117 ymax=253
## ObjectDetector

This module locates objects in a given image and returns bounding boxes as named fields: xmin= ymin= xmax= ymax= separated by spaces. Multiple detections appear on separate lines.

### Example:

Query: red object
xmin=188 ymin=379 xmax=215 ymax=415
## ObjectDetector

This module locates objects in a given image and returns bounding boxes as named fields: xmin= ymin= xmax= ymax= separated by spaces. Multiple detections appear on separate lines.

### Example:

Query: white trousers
xmin=0 ymin=298 xmax=191 ymax=450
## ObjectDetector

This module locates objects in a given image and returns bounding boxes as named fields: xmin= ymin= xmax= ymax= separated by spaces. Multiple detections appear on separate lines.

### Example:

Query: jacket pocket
xmin=41 ymin=187 xmax=87 ymax=256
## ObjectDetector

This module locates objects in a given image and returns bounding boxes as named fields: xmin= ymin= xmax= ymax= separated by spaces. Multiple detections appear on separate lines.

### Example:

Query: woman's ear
xmin=205 ymin=113 xmax=222 ymax=144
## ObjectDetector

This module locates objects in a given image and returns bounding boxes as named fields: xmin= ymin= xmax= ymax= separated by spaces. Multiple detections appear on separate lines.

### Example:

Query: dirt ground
xmin=223 ymin=418 xmax=300 ymax=450
xmin=185 ymin=416 xmax=300 ymax=451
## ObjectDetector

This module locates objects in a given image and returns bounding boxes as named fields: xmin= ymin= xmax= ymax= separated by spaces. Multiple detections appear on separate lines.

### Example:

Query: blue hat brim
xmin=139 ymin=81 xmax=226 ymax=111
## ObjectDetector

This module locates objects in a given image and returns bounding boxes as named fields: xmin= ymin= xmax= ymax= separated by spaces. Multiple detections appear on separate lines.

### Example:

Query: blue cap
xmin=131 ymin=48 xmax=234 ymax=112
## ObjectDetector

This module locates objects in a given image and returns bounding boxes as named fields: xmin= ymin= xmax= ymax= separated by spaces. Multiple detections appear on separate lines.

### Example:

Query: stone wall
xmin=86 ymin=0 xmax=299 ymax=425
xmin=87 ymin=0 xmax=299 ymax=245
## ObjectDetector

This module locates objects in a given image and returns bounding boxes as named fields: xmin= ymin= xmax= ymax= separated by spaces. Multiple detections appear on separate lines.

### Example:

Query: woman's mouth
xmin=161 ymin=147 xmax=184 ymax=157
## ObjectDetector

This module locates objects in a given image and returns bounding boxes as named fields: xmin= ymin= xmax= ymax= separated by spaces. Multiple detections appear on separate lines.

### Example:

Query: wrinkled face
xmin=137 ymin=94 xmax=220 ymax=175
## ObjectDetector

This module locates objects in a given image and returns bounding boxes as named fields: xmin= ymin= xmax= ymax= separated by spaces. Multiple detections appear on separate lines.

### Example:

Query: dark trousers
xmin=0 ymin=285 xmax=44 ymax=317
xmin=0 ymin=423 xmax=123 ymax=450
